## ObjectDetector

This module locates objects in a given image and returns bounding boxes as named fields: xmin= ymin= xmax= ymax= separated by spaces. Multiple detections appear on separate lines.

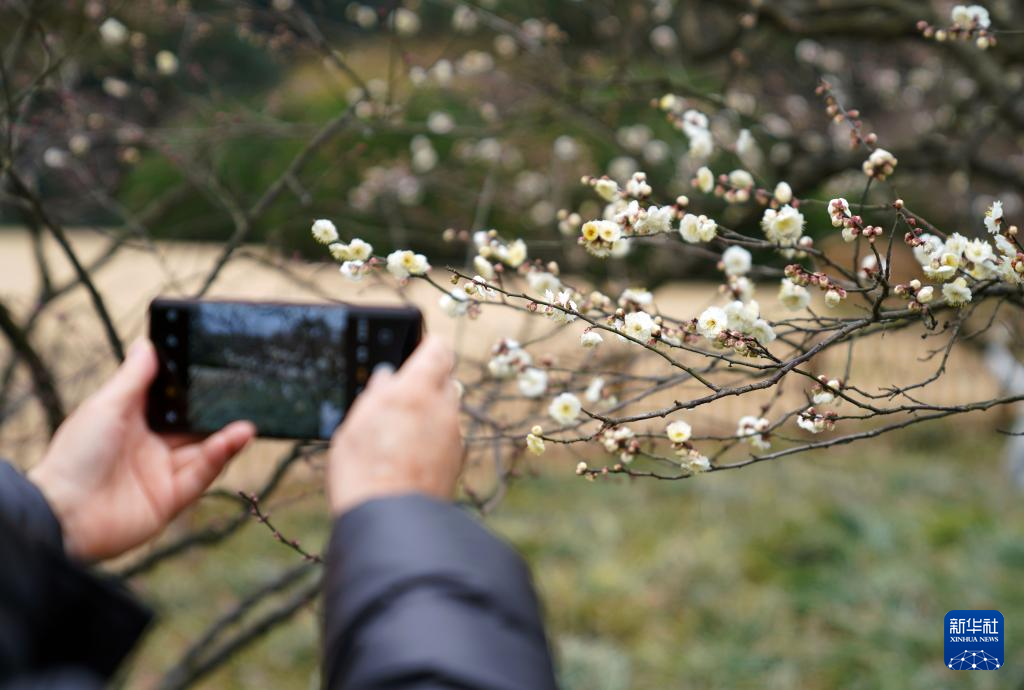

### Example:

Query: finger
xmin=367 ymin=362 xmax=395 ymax=389
xmin=169 ymin=420 xmax=256 ymax=509
xmin=99 ymin=338 xmax=158 ymax=408
xmin=394 ymin=336 xmax=454 ymax=390
xmin=163 ymin=433 xmax=203 ymax=452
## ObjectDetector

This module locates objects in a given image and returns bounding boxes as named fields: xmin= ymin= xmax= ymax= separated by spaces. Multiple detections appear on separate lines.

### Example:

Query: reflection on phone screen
xmin=187 ymin=303 xmax=346 ymax=438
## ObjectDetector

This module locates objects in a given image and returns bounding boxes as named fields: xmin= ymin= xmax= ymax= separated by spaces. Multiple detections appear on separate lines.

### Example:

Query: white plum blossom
xmin=679 ymin=213 xmax=717 ymax=243
xmin=584 ymin=377 xmax=605 ymax=404
xmin=965 ymin=238 xmax=994 ymax=266
xmin=862 ymin=148 xmax=898 ymax=179
xmin=813 ymin=379 xmax=841 ymax=406
xmin=527 ymin=270 xmax=561 ymax=294
xmin=542 ymin=289 xmax=578 ymax=323
xmin=311 ymin=219 xmax=339 ymax=244
xmin=697 ymin=306 xmax=728 ymax=339
xmin=666 ymin=419 xmax=692 ymax=443
xmin=797 ymin=410 xmax=829 ymax=434
xmin=824 ymin=289 xmax=842 ymax=308
xmin=942 ymin=277 xmax=973 ymax=306
xmin=526 ymin=427 xmax=545 ymax=455
xmin=517 ymin=367 xmax=548 ymax=398
xmin=439 ymin=289 xmax=470 ymax=317
xmin=496 ymin=238 xmax=528 ymax=267
xmin=392 ymin=7 xmax=421 ymax=36
xmin=625 ymin=172 xmax=653 ymax=198
xmin=474 ymin=255 xmax=495 ymax=279
xmin=774 ymin=181 xmax=793 ymax=205
xmin=952 ymin=4 xmax=991 ymax=30
xmin=549 ymin=392 xmax=582 ymax=425
xmin=339 ymin=261 xmax=365 ymax=281
xmin=737 ymin=416 xmax=771 ymax=450
xmin=779 ymin=278 xmax=811 ymax=311
xmin=913 ymin=234 xmax=944 ymax=266
xmin=330 ymin=238 xmax=373 ymax=262
xmin=725 ymin=300 xmax=759 ymax=332
xmin=750 ymin=319 xmax=776 ymax=345
xmin=623 ymin=310 xmax=655 ymax=342
xmin=761 ymin=205 xmax=805 ymax=246
xmin=99 ymin=17 xmax=128 ymax=46
xmin=684 ymin=452 xmax=711 ymax=473
xmin=828 ymin=198 xmax=851 ymax=227
xmin=619 ymin=288 xmax=654 ymax=307
xmin=156 ymin=50 xmax=179 ymax=75
xmin=721 ymin=246 xmax=752 ymax=276
xmin=488 ymin=340 xmax=531 ymax=378
xmin=917 ymin=285 xmax=935 ymax=303
xmin=728 ymin=169 xmax=754 ymax=190
xmin=634 ymin=205 xmax=675 ymax=235
xmin=696 ymin=166 xmax=714 ymax=193
xmin=580 ymin=330 xmax=604 ymax=348
xmin=985 ymin=200 xmax=1003 ymax=235
xmin=386 ymin=250 xmax=430 ymax=279
xmin=580 ymin=219 xmax=622 ymax=257
xmin=593 ymin=178 xmax=619 ymax=201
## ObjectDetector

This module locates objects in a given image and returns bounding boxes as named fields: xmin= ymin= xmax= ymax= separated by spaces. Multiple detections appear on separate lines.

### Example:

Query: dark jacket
xmin=0 ymin=462 xmax=557 ymax=689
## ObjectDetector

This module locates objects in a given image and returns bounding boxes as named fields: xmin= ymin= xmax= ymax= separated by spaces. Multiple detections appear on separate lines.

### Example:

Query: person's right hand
xmin=327 ymin=336 xmax=463 ymax=516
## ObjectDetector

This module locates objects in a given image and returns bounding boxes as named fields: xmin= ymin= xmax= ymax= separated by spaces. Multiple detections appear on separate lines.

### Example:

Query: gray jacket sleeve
xmin=322 ymin=494 xmax=558 ymax=690
xmin=0 ymin=462 xmax=151 ymax=688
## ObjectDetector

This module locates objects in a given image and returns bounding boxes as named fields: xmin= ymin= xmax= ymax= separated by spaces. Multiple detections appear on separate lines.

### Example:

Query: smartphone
xmin=147 ymin=298 xmax=422 ymax=440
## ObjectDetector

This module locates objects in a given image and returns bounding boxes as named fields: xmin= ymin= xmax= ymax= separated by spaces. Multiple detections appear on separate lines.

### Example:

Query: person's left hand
xmin=29 ymin=338 xmax=255 ymax=562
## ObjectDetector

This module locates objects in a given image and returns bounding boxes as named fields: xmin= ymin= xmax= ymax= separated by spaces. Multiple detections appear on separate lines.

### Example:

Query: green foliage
xmin=131 ymin=428 xmax=1023 ymax=689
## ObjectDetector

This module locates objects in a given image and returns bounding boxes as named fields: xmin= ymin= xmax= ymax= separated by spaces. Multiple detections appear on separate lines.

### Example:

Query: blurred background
xmin=1 ymin=0 xmax=1023 ymax=688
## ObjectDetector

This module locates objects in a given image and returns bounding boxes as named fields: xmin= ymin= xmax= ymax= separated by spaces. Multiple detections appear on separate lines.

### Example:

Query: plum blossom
xmin=761 ymin=205 xmax=805 ymax=246
xmin=697 ymin=306 xmax=728 ymax=338
xmin=695 ymin=166 xmax=714 ymax=193
xmin=862 ymin=148 xmax=898 ymax=180
xmin=542 ymin=290 xmax=578 ymax=323
xmin=439 ymin=289 xmax=470 ymax=317
xmin=679 ymin=213 xmax=717 ymax=243
xmin=99 ymin=17 xmax=128 ymax=46
xmin=549 ymin=393 xmax=582 ymax=425
xmin=774 ymin=181 xmax=793 ymax=205
xmin=737 ymin=416 xmax=771 ymax=450
xmin=666 ymin=420 xmax=692 ymax=443
xmin=311 ymin=219 xmax=339 ymax=244
xmin=623 ymin=310 xmax=655 ymax=342
xmin=778 ymin=278 xmax=810 ymax=311
xmin=386 ymin=250 xmax=430 ymax=279
xmin=985 ymin=200 xmax=1003 ymax=235
xmin=721 ymin=246 xmax=752 ymax=276
xmin=488 ymin=340 xmax=532 ymax=378
xmin=339 ymin=261 xmax=365 ymax=281
xmin=526 ymin=426 xmax=546 ymax=455
xmin=942 ymin=277 xmax=972 ymax=306
xmin=951 ymin=4 xmax=991 ymax=30
xmin=580 ymin=330 xmax=603 ymax=348
xmin=517 ymin=367 xmax=548 ymax=398
xmin=527 ymin=270 xmax=561 ymax=294
xmin=634 ymin=205 xmax=675 ymax=235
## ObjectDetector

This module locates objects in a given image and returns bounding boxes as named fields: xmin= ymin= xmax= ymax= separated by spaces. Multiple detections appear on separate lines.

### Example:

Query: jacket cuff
xmin=0 ymin=460 xmax=63 ymax=550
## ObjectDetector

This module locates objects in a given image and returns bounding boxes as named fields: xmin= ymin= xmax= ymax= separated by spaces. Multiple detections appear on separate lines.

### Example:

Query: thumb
xmin=99 ymin=338 xmax=158 ymax=408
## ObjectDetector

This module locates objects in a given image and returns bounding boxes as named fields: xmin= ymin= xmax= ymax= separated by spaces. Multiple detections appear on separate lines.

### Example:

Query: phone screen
xmin=149 ymin=300 xmax=421 ymax=440
xmin=188 ymin=302 xmax=347 ymax=439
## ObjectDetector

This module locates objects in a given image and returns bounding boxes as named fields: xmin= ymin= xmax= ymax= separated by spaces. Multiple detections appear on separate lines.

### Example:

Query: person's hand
xmin=29 ymin=338 xmax=255 ymax=561
xmin=327 ymin=336 xmax=463 ymax=516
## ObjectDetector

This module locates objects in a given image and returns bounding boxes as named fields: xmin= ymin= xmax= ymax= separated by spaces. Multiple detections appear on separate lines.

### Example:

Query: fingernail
xmin=372 ymin=362 xmax=395 ymax=377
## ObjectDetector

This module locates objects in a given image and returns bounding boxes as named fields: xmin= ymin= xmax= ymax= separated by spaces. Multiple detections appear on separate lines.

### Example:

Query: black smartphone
xmin=147 ymin=298 xmax=422 ymax=440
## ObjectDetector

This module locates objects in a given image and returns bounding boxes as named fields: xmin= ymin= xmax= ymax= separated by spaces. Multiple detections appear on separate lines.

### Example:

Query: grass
xmin=127 ymin=424 xmax=1024 ymax=689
